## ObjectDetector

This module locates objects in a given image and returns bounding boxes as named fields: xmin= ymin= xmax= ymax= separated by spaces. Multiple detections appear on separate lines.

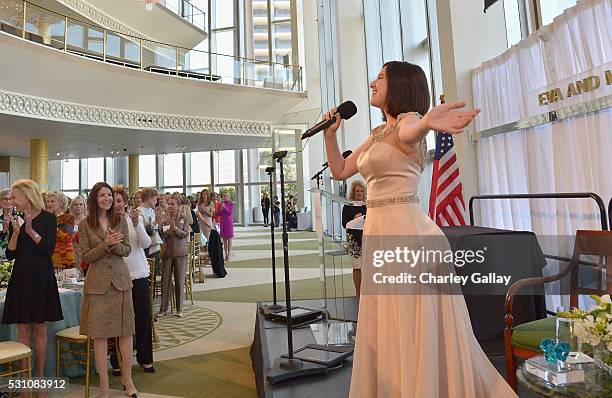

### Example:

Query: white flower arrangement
xmin=558 ymin=294 xmax=612 ymax=352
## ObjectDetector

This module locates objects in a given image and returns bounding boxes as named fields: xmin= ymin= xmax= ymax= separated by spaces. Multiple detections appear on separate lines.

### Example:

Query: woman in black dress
xmin=2 ymin=179 xmax=63 ymax=379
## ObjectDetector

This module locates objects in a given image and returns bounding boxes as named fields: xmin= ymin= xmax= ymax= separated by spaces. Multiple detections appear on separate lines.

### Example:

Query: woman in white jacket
xmin=111 ymin=186 xmax=155 ymax=374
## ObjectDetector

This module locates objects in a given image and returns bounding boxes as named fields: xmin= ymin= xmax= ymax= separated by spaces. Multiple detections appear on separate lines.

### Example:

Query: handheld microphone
xmin=301 ymin=101 xmax=357 ymax=140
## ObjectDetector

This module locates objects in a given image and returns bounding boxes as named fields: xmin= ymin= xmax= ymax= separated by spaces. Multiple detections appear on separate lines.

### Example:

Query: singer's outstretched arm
xmin=397 ymin=102 xmax=480 ymax=144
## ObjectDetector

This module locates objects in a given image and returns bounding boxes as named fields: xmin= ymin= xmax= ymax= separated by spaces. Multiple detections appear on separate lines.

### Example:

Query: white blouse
xmin=123 ymin=214 xmax=152 ymax=280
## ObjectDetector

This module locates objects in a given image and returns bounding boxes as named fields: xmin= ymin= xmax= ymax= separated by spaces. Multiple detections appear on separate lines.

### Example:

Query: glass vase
xmin=593 ymin=343 xmax=612 ymax=375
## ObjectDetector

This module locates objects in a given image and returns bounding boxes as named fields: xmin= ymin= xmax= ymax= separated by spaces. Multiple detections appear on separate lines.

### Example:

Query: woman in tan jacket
xmin=79 ymin=182 xmax=138 ymax=398
xmin=159 ymin=195 xmax=190 ymax=317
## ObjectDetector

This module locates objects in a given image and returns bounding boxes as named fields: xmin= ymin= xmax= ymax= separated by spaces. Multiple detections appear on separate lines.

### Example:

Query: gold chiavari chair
xmin=0 ymin=341 xmax=32 ymax=398
xmin=148 ymin=258 xmax=158 ymax=343
xmin=185 ymin=239 xmax=195 ymax=305
xmin=193 ymin=232 xmax=206 ymax=283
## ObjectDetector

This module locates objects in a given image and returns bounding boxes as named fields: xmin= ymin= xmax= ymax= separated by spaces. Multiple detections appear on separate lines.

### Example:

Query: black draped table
xmin=442 ymin=226 xmax=547 ymax=352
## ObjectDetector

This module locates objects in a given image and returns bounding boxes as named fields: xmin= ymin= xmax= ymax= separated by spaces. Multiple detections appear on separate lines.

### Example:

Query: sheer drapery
xmin=472 ymin=0 xmax=612 ymax=238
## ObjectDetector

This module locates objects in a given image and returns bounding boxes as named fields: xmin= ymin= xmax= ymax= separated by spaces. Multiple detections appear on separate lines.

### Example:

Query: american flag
xmin=428 ymin=131 xmax=467 ymax=226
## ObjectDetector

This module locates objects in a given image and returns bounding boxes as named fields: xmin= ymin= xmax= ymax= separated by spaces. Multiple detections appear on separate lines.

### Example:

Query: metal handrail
xmin=468 ymin=192 xmax=608 ymax=231
xmin=8 ymin=0 xmax=303 ymax=90
xmin=159 ymin=0 xmax=206 ymax=30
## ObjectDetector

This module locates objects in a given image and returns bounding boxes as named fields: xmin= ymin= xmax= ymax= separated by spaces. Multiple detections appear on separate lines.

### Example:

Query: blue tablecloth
xmin=0 ymin=289 xmax=85 ymax=378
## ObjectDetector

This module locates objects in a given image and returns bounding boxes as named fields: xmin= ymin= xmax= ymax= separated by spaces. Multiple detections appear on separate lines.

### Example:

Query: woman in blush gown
xmin=323 ymin=61 xmax=517 ymax=398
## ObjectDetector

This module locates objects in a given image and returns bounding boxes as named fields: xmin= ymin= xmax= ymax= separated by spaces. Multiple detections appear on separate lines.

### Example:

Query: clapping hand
xmin=154 ymin=207 xmax=164 ymax=225
xmin=105 ymin=228 xmax=124 ymax=247
xmin=24 ymin=213 xmax=34 ymax=236
xmin=421 ymin=102 xmax=480 ymax=134
xmin=169 ymin=217 xmax=176 ymax=231
xmin=129 ymin=208 xmax=140 ymax=227
xmin=8 ymin=213 xmax=20 ymax=234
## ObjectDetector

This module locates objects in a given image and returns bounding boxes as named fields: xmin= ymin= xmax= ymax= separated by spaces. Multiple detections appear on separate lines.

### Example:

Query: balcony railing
xmin=0 ymin=0 xmax=304 ymax=92
xmin=158 ymin=0 xmax=206 ymax=31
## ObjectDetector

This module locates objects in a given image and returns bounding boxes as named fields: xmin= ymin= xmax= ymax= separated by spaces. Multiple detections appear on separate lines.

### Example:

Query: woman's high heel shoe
xmin=121 ymin=379 xmax=138 ymax=397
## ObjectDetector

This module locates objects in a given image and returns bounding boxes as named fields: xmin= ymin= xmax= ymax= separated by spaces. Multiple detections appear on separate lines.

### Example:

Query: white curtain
xmin=472 ymin=0 xmax=612 ymax=240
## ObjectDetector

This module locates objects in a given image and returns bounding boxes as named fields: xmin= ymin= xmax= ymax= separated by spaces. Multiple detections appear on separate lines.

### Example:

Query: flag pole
xmin=429 ymin=94 xmax=446 ymax=223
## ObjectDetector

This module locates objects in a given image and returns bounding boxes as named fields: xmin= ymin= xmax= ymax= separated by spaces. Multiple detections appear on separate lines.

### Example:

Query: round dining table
xmin=0 ymin=287 xmax=85 ymax=378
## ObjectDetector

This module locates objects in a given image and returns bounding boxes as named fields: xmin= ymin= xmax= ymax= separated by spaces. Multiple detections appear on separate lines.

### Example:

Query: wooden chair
xmin=148 ymin=258 xmax=158 ymax=343
xmin=56 ymin=327 xmax=93 ymax=398
xmin=185 ymin=239 xmax=195 ymax=305
xmin=504 ymin=230 xmax=612 ymax=391
xmin=192 ymin=232 xmax=206 ymax=283
xmin=0 ymin=341 xmax=32 ymax=398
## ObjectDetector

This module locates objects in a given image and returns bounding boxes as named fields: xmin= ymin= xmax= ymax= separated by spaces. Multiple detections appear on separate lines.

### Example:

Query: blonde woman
xmin=178 ymin=201 xmax=193 ymax=243
xmin=1 ymin=180 xmax=63 ymax=380
xmin=46 ymin=190 xmax=76 ymax=269
xmin=342 ymin=181 xmax=366 ymax=297
xmin=159 ymin=196 xmax=190 ymax=317
xmin=69 ymin=195 xmax=87 ymax=275
xmin=69 ymin=195 xmax=87 ymax=228
xmin=196 ymin=190 xmax=214 ymax=240
xmin=0 ymin=188 xmax=13 ymax=259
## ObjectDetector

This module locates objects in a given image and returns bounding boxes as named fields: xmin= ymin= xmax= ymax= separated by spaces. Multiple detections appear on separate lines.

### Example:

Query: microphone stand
xmin=260 ymin=166 xmax=284 ymax=314
xmin=266 ymin=151 xmax=351 ymax=384
xmin=310 ymin=167 xmax=326 ymax=189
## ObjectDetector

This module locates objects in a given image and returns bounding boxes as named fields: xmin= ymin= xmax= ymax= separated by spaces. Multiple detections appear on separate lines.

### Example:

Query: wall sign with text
xmin=528 ymin=63 xmax=612 ymax=115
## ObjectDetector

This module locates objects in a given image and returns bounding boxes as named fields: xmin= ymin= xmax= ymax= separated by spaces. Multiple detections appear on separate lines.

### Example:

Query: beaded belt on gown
xmin=365 ymin=192 xmax=419 ymax=208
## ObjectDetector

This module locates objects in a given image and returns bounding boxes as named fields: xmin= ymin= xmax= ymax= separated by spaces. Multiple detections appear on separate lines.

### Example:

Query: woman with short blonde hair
xmin=342 ymin=180 xmax=367 ymax=297
xmin=12 ymin=180 xmax=45 ymax=211
xmin=159 ymin=196 xmax=190 ymax=317
xmin=46 ymin=190 xmax=75 ymax=269
xmin=348 ymin=180 xmax=366 ymax=201
xmin=1 ymin=179 xmax=63 ymax=380
xmin=69 ymin=195 xmax=87 ymax=226
xmin=1 ymin=188 xmax=14 ymax=259
xmin=45 ymin=190 xmax=69 ymax=214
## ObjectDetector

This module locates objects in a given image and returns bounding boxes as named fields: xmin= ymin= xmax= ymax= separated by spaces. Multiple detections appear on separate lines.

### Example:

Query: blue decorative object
xmin=540 ymin=338 xmax=570 ymax=363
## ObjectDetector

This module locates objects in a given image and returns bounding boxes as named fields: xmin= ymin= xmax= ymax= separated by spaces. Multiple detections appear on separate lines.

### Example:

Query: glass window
xmin=540 ymin=0 xmax=576 ymax=26
xmin=86 ymin=157 xmax=104 ymax=189
xmin=61 ymin=159 xmax=79 ymax=191
xmin=164 ymin=0 xmax=181 ymax=14
xmin=504 ymin=0 xmax=522 ymax=47
xmin=245 ymin=148 xmax=272 ymax=184
xmin=163 ymin=153 xmax=184 ymax=187
xmin=186 ymin=186 xmax=209 ymax=196
xmin=214 ymin=0 xmax=235 ymax=29
xmin=212 ymin=29 xmax=236 ymax=81
xmin=250 ymin=0 xmax=270 ymax=62
xmin=190 ymin=151 xmax=211 ymax=185
xmin=272 ymin=0 xmax=291 ymax=21
xmin=272 ymin=21 xmax=292 ymax=65
xmin=139 ymin=155 xmax=157 ymax=187
xmin=187 ymin=39 xmax=209 ymax=72
xmin=213 ymin=150 xmax=237 ymax=184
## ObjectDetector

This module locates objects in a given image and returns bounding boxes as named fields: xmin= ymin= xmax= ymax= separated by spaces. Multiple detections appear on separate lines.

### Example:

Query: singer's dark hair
xmin=382 ymin=61 xmax=430 ymax=121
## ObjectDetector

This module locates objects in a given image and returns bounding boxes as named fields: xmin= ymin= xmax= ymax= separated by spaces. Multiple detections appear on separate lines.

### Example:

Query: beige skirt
xmin=80 ymin=286 xmax=135 ymax=338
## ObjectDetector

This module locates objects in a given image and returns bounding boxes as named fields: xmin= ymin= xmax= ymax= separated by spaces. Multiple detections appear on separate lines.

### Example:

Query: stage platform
xmin=251 ymin=297 xmax=358 ymax=398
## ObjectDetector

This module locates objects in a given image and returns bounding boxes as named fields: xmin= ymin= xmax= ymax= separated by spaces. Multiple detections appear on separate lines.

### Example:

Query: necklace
xmin=371 ymin=112 xmax=418 ymax=143
xmin=372 ymin=123 xmax=396 ymax=143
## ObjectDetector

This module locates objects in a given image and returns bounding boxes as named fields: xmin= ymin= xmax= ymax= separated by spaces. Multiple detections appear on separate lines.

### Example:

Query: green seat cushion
xmin=511 ymin=316 xmax=557 ymax=351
